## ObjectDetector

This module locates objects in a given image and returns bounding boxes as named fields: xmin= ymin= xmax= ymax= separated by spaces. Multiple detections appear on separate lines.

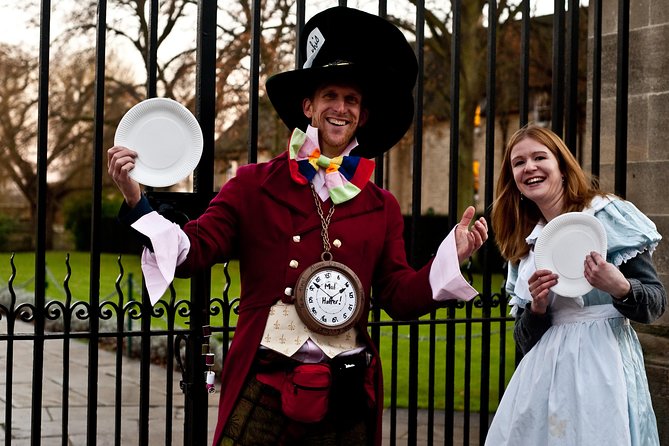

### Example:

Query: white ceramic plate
xmin=534 ymin=212 xmax=607 ymax=297
xmin=114 ymin=98 xmax=203 ymax=187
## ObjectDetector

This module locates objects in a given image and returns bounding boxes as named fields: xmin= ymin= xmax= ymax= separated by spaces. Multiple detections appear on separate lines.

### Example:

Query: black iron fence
xmin=0 ymin=0 xmax=630 ymax=445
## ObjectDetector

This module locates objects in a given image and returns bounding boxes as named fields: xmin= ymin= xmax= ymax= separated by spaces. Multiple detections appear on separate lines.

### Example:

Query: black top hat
xmin=265 ymin=6 xmax=418 ymax=159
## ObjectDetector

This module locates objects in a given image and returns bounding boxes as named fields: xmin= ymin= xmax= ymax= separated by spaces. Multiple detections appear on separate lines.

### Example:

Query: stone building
xmin=584 ymin=0 xmax=669 ymax=442
xmin=385 ymin=2 xmax=669 ymax=441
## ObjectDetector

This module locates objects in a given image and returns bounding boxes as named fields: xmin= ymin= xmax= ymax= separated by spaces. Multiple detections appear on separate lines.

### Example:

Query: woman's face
xmin=510 ymin=136 xmax=564 ymax=218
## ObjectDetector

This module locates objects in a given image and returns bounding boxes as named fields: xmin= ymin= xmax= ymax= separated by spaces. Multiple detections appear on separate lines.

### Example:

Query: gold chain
xmin=310 ymin=184 xmax=335 ymax=255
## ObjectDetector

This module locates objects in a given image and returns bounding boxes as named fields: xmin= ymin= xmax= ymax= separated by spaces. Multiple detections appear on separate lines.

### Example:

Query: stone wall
xmin=585 ymin=0 xmax=669 ymax=442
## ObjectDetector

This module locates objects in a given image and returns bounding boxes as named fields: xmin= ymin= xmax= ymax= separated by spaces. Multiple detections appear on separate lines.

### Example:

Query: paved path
xmin=1 ymin=321 xmax=481 ymax=445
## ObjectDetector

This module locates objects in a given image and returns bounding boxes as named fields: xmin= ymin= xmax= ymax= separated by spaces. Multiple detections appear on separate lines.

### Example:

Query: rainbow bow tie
xmin=288 ymin=128 xmax=375 ymax=204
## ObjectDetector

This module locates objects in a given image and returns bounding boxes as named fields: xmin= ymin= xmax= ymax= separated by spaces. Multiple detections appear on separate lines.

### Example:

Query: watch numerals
xmin=297 ymin=264 xmax=361 ymax=332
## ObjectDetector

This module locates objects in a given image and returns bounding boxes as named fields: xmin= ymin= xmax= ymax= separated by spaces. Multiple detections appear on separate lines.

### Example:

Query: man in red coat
xmin=108 ymin=6 xmax=487 ymax=446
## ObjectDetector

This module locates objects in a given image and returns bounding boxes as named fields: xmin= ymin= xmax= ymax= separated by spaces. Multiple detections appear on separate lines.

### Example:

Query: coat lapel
xmin=261 ymin=152 xmax=313 ymax=216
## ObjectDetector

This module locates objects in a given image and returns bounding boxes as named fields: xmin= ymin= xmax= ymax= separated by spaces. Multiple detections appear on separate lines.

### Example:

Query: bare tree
xmin=389 ymin=1 xmax=509 ymax=216
xmin=0 ymin=44 xmax=136 ymax=248
xmin=0 ymin=0 xmax=300 ymax=248
xmin=392 ymin=1 xmax=574 ymax=216
xmin=59 ymin=0 xmax=298 ymax=168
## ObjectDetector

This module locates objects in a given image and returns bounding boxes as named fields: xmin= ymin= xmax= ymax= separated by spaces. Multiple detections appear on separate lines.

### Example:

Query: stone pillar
xmin=586 ymin=0 xmax=669 ymax=442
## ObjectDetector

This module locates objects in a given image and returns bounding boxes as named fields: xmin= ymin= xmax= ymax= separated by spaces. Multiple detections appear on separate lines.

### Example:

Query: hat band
xmin=322 ymin=60 xmax=353 ymax=68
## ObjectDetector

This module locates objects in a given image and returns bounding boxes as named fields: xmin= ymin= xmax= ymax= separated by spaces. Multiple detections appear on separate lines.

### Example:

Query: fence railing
xmin=0 ymin=0 xmax=627 ymax=445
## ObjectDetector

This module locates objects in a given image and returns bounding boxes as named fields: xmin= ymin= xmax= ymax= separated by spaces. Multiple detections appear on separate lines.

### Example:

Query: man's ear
xmin=302 ymin=98 xmax=313 ymax=119
xmin=358 ymin=108 xmax=369 ymax=127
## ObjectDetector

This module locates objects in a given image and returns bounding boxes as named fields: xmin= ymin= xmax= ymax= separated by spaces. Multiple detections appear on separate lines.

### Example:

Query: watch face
xmin=305 ymin=268 xmax=358 ymax=327
xmin=295 ymin=260 xmax=364 ymax=336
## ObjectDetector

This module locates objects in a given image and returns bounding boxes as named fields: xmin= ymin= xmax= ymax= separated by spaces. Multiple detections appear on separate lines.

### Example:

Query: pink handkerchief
xmin=429 ymin=227 xmax=478 ymax=302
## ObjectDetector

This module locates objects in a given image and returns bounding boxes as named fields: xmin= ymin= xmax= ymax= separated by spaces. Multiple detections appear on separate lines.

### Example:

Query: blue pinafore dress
xmin=485 ymin=196 xmax=662 ymax=446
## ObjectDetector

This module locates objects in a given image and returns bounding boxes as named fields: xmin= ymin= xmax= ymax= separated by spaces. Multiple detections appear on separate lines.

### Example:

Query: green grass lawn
xmin=0 ymin=251 xmax=240 ymax=328
xmin=0 ymin=251 xmax=516 ymax=412
xmin=377 ymin=305 xmax=516 ymax=412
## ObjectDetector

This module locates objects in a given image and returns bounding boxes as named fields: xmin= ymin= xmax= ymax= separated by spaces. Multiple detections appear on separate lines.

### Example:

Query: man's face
xmin=302 ymin=83 xmax=368 ymax=157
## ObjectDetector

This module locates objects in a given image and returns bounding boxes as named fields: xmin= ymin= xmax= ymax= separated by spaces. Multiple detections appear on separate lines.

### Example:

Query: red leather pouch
xmin=281 ymin=363 xmax=332 ymax=423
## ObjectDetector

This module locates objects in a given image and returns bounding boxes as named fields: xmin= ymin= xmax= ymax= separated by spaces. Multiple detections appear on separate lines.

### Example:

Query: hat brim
xmin=266 ymin=63 xmax=414 ymax=159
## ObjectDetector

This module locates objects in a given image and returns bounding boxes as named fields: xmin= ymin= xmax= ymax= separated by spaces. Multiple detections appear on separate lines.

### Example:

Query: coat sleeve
xmin=174 ymin=173 xmax=245 ymax=277
xmin=509 ymin=260 xmax=553 ymax=354
xmin=513 ymin=304 xmax=553 ymax=354
xmin=613 ymin=250 xmax=667 ymax=323
xmin=370 ymin=193 xmax=441 ymax=320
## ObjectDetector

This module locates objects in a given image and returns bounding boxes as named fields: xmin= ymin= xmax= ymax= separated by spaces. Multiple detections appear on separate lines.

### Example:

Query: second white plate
xmin=114 ymin=98 xmax=203 ymax=187
xmin=534 ymin=212 xmax=607 ymax=297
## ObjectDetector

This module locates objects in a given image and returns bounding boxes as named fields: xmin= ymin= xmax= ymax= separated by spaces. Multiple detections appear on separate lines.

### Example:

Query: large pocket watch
xmin=294 ymin=252 xmax=364 ymax=336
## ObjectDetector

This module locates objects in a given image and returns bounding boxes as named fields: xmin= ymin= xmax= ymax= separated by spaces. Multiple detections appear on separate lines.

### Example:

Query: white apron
xmin=485 ymin=301 xmax=659 ymax=446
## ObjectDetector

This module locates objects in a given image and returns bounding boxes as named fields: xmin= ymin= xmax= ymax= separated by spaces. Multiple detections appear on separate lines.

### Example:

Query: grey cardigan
xmin=513 ymin=250 xmax=667 ymax=354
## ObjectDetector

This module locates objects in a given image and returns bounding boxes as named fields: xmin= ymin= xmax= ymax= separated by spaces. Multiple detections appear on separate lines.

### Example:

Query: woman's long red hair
xmin=491 ymin=124 xmax=604 ymax=263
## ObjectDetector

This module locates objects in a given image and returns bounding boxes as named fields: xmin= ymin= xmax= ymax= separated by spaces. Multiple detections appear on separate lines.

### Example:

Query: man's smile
xmin=326 ymin=117 xmax=350 ymax=126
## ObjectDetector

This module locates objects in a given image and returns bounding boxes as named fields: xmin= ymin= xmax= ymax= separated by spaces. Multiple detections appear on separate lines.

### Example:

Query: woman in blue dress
xmin=486 ymin=124 xmax=665 ymax=445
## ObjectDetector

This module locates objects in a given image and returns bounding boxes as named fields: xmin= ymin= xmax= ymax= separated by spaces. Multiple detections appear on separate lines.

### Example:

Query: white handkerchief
xmin=430 ymin=227 xmax=478 ymax=302
xmin=131 ymin=211 xmax=190 ymax=305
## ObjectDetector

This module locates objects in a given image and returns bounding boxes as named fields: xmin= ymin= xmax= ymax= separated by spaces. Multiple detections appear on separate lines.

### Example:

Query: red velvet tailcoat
xmin=175 ymin=152 xmax=441 ymax=445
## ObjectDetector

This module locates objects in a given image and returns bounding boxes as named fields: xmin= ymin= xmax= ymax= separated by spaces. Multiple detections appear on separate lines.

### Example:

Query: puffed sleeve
xmin=594 ymin=196 xmax=666 ymax=322
xmin=594 ymin=197 xmax=661 ymax=266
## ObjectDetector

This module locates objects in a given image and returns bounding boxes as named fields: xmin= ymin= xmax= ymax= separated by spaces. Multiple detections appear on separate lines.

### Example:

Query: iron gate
xmin=0 ymin=0 xmax=631 ymax=445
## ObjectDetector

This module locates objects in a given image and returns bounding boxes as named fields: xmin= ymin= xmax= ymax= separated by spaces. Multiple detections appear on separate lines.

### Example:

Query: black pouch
xmin=330 ymin=354 xmax=369 ymax=422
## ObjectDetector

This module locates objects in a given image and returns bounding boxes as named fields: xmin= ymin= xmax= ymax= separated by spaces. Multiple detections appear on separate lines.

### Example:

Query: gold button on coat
xmin=293 ymin=235 xmax=301 ymax=243
xmin=284 ymin=287 xmax=293 ymax=296
xmin=333 ymin=239 xmax=342 ymax=248
xmin=289 ymin=260 xmax=299 ymax=268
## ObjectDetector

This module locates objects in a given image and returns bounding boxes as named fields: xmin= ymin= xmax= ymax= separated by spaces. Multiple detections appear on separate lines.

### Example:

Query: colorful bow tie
xmin=288 ymin=128 xmax=375 ymax=204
